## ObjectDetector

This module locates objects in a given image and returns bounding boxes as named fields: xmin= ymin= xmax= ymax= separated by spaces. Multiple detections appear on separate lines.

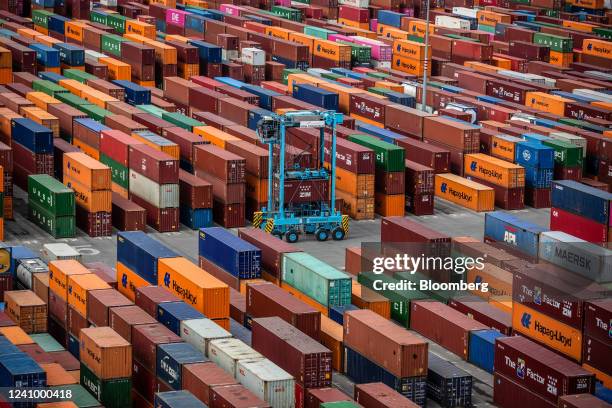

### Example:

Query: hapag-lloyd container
xmin=209 ymin=338 xmax=264 ymax=377
xmin=551 ymin=180 xmax=612 ymax=226
xmin=236 ymin=358 xmax=295 ymax=408
xmin=63 ymin=152 xmax=111 ymax=190
xmin=116 ymin=231 xmax=178 ymax=283
xmin=156 ymin=342 xmax=205 ymax=390
xmin=199 ymin=227 xmax=261 ymax=279
xmin=281 ymin=252 xmax=351 ymax=308
xmin=237 ymin=228 xmax=302 ymax=279
xmin=180 ymin=318 xmax=232 ymax=357
xmin=435 ymin=173 xmax=495 ymax=212
xmin=494 ymin=336 xmax=594 ymax=404
xmin=484 ymin=211 xmax=546 ymax=259
xmin=79 ymin=327 xmax=132 ymax=380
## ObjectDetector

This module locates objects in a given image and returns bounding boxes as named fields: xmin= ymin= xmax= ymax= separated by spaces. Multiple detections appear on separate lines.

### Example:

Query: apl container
xmin=199 ymin=227 xmax=261 ymax=279
xmin=236 ymin=358 xmax=295 ymax=408
xmin=484 ymin=211 xmax=546 ymax=259
xmin=116 ymin=231 xmax=178 ymax=283
xmin=468 ymin=329 xmax=504 ymax=374
xmin=156 ymin=342 xmax=206 ymax=390
xmin=157 ymin=301 xmax=205 ymax=335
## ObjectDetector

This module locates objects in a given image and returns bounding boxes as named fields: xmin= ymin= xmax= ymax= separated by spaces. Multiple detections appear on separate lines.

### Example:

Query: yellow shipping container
xmin=67 ymin=273 xmax=111 ymax=317
xmin=158 ymin=256 xmax=229 ymax=319
xmin=512 ymin=303 xmax=582 ymax=361
xmin=26 ymin=91 xmax=61 ymax=111
xmin=193 ymin=126 xmax=240 ymax=149
xmin=525 ymin=91 xmax=571 ymax=116
xmin=116 ymin=262 xmax=150 ymax=302
xmin=288 ymin=32 xmax=316 ymax=55
xmin=464 ymin=153 xmax=525 ymax=188
xmin=393 ymin=39 xmax=430 ymax=60
xmin=318 ymin=82 xmax=365 ymax=114
xmin=392 ymin=55 xmax=429 ymax=76
xmin=406 ymin=20 xmax=435 ymax=38
xmin=379 ymin=25 xmax=409 ymax=40
xmin=582 ymin=39 xmax=612 ymax=59
xmin=434 ymin=173 xmax=495 ymax=212
xmin=49 ymin=260 xmax=91 ymax=300
xmin=549 ymin=51 xmax=573 ymax=67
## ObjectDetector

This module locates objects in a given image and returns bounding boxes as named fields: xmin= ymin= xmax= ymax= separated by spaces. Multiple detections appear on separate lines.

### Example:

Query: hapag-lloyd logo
xmin=353 ymin=101 xmax=382 ymax=119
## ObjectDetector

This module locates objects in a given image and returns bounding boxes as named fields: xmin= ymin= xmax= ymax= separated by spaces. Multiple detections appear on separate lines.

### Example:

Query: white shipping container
xmin=548 ymin=132 xmax=587 ymax=158
xmin=180 ymin=318 xmax=232 ymax=357
xmin=16 ymin=259 xmax=48 ymax=289
xmin=339 ymin=0 xmax=369 ymax=7
xmin=41 ymin=243 xmax=81 ymax=263
xmin=128 ymin=170 xmax=179 ymax=208
xmin=236 ymin=359 xmax=295 ymax=408
xmin=307 ymin=68 xmax=329 ymax=78
xmin=583 ymin=71 xmax=612 ymax=82
xmin=85 ymin=50 xmax=107 ymax=60
xmin=242 ymin=48 xmax=266 ymax=66
xmin=452 ymin=7 xmax=478 ymax=18
xmin=209 ymin=338 xmax=264 ymax=377
xmin=434 ymin=15 xmax=471 ymax=30
xmin=222 ymin=49 xmax=240 ymax=61
xmin=371 ymin=60 xmax=391 ymax=69
xmin=573 ymin=88 xmax=612 ymax=104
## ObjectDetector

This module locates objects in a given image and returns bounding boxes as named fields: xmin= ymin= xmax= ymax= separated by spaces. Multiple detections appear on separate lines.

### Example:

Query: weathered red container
xmin=405 ymin=160 xmax=434 ymax=195
xmin=246 ymin=282 xmax=321 ymax=340
xmin=112 ymin=193 xmax=146 ymax=231
xmin=192 ymin=111 xmax=235 ymax=130
xmin=381 ymin=216 xmax=450 ymax=243
xmin=133 ymin=359 xmax=156 ymax=402
xmin=582 ymin=333 xmax=610 ymax=376
xmin=273 ymin=178 xmax=329 ymax=204
xmin=225 ymin=140 xmax=269 ymax=179
xmin=349 ymin=93 xmax=390 ymax=124
xmin=486 ymin=79 xmax=534 ymax=104
xmin=75 ymin=208 xmax=112 ymax=238
xmin=466 ymin=176 xmax=525 ymax=210
xmin=109 ymin=305 xmax=157 ymax=342
xmin=355 ymin=382 xmax=419 ymax=408
xmin=396 ymin=138 xmax=450 ymax=173
xmin=193 ymin=144 xmax=246 ymax=183
xmin=423 ymin=116 xmax=480 ymax=152
xmin=161 ymin=127 xmax=207 ymax=165
xmin=509 ymin=41 xmax=550 ymax=62
xmin=18 ymin=343 xmax=54 ymax=365
xmin=135 ymin=286 xmax=180 ymax=319
xmin=251 ymin=317 xmax=332 ymax=388
xmin=495 ymin=336 xmax=594 ymax=404
xmin=343 ymin=309 xmax=428 ymax=378
xmin=213 ymin=200 xmax=245 ymax=228
xmin=189 ymin=87 xmax=226 ymax=114
xmin=375 ymin=169 xmax=405 ymax=195
xmin=324 ymin=137 xmax=375 ymax=174
xmin=195 ymin=171 xmax=245 ymax=204
xmin=67 ymin=305 xmax=88 ymax=337
xmin=230 ymin=288 xmax=246 ymax=326
xmin=210 ymin=385 xmax=271 ymax=408
xmin=550 ymin=207 xmax=607 ymax=243
xmin=558 ymin=393 xmax=610 ymax=408
xmin=583 ymin=299 xmax=611 ymax=343
xmin=132 ymin=112 xmax=175 ymax=135
xmin=237 ymin=228 xmax=301 ymax=279
xmin=405 ymin=193 xmax=434 ymax=216
xmin=132 ymin=323 xmax=183 ymax=371
xmin=525 ymin=187 xmax=550 ymax=208
xmin=129 ymin=193 xmax=180 ymax=233
xmin=179 ymin=170 xmax=213 ymax=209
xmin=305 ymin=388 xmax=353 ymax=408
xmin=128 ymin=144 xmax=179 ymax=184
xmin=448 ymin=296 xmax=512 ymax=335
xmin=183 ymin=362 xmax=239 ymax=406
xmin=104 ymin=115 xmax=147 ymax=136
xmin=493 ymin=373 xmax=556 ymax=408
xmin=217 ymin=98 xmax=253 ymax=126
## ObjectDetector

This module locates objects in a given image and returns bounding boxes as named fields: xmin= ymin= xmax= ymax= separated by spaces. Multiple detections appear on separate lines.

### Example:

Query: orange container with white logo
xmin=65 ymin=21 xmax=87 ymax=43
xmin=380 ymin=25 xmax=410 ymax=40
xmin=125 ymin=20 xmax=156 ymax=39
xmin=476 ymin=10 xmax=511 ymax=26
xmin=464 ymin=153 xmax=525 ymax=188
xmin=406 ymin=20 xmax=435 ymax=38
xmin=393 ymin=39 xmax=430 ymax=60
xmin=64 ymin=176 xmax=112 ymax=213
xmin=49 ymin=260 xmax=91 ymax=300
xmin=193 ymin=126 xmax=240 ymax=149
xmin=392 ymin=55 xmax=429 ymax=76
xmin=435 ymin=173 xmax=495 ymax=212
xmin=67 ymin=273 xmax=111 ymax=317
xmin=158 ymin=257 xmax=229 ymax=319
xmin=264 ymin=26 xmax=291 ymax=40
xmin=116 ymin=262 xmax=151 ymax=302
xmin=525 ymin=92 xmax=571 ymax=116
xmin=466 ymin=262 xmax=513 ymax=301
xmin=490 ymin=135 xmax=520 ymax=162
xmin=99 ymin=57 xmax=131 ymax=81
xmin=582 ymin=39 xmax=612 ymax=59
xmin=512 ymin=303 xmax=582 ymax=361
xmin=63 ymin=152 xmax=111 ymax=190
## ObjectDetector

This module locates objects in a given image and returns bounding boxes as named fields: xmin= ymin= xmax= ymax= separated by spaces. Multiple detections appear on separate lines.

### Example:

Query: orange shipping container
xmin=379 ymin=25 xmax=410 ymax=40
xmin=312 ymin=39 xmax=352 ymax=62
xmin=318 ymin=82 xmax=365 ymax=114
xmin=116 ymin=262 xmax=150 ymax=301
xmin=37 ymin=35 xmax=62 ymax=48
xmin=65 ymin=176 xmax=112 ymax=213
xmin=0 ymin=108 xmax=21 ymax=138
xmin=99 ymin=57 xmax=131 ymax=81
xmin=464 ymin=61 xmax=502 ymax=74
xmin=549 ymin=51 xmax=573 ymax=67
xmin=280 ymin=281 xmax=328 ymax=316
xmin=489 ymin=296 xmax=512 ymax=314
xmin=492 ymin=56 xmax=512 ymax=70
xmin=374 ymin=192 xmax=405 ymax=216
xmin=335 ymin=190 xmax=375 ymax=220
xmin=49 ymin=260 xmax=91 ymax=300
xmin=64 ymin=21 xmax=86 ymax=43
xmin=130 ymin=132 xmax=180 ymax=159
xmin=58 ymin=79 xmax=89 ymax=97
xmin=286 ymin=73 xmax=323 ymax=89
xmin=125 ymin=20 xmax=156 ymax=39
xmin=563 ymin=20 xmax=596 ymax=32
xmin=79 ymin=327 xmax=132 ymax=379
xmin=476 ymin=10 xmax=512 ymax=26
xmin=593 ymin=101 xmax=612 ymax=111
xmin=351 ymin=281 xmax=390 ymax=319
xmin=582 ymin=363 xmax=612 ymax=388
xmin=193 ymin=126 xmax=240 ymax=149
xmin=434 ymin=173 xmax=495 ymax=212
xmin=0 ymin=326 xmax=33 ymax=345
xmin=320 ymin=315 xmax=344 ymax=372
xmin=82 ymin=89 xmax=118 ymax=109
xmin=67 ymin=273 xmax=111 ymax=317
xmin=393 ymin=39 xmax=430 ymax=60
xmin=582 ymin=39 xmax=612 ymax=59
xmin=406 ymin=20 xmax=435 ymax=38
xmin=63 ymin=152 xmax=111 ymax=190
xmin=34 ymin=26 xmax=49 ymax=35
xmin=264 ymin=26 xmax=291 ymax=40
xmin=21 ymin=106 xmax=60 ymax=138
xmin=525 ymin=91 xmax=571 ymax=116
xmin=490 ymin=135 xmax=520 ymax=162
xmin=392 ymin=55 xmax=429 ymax=76
xmin=334 ymin=167 xmax=375 ymax=198
xmin=464 ymin=153 xmax=525 ymax=188
xmin=512 ymin=303 xmax=582 ymax=361
xmin=166 ymin=34 xmax=190 ymax=43
xmin=374 ymin=81 xmax=404 ymax=93
xmin=17 ymin=28 xmax=43 ymax=40
xmin=158 ymin=257 xmax=229 ymax=319
xmin=26 ymin=91 xmax=61 ymax=111
xmin=245 ymin=174 xmax=267 ymax=203
xmin=466 ymin=262 xmax=513 ymax=301
xmin=338 ymin=18 xmax=369 ymax=30
xmin=41 ymin=363 xmax=79 ymax=386
xmin=72 ymin=138 xmax=100 ymax=161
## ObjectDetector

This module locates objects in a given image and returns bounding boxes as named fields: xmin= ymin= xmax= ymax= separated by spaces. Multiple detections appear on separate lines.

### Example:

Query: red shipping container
xmin=179 ymin=170 xmax=213 ymax=209
xmin=305 ymin=388 xmax=352 ymax=408
xmin=381 ymin=216 xmax=450 ymax=243
xmin=423 ymin=116 xmax=480 ymax=152
xmin=109 ymin=305 xmax=157 ymax=342
xmin=237 ymin=228 xmax=302 ymax=278
xmin=355 ymin=382 xmax=419 ymax=408
xmin=338 ymin=5 xmax=369 ymax=22
xmin=550 ymin=207 xmax=608 ymax=243
xmin=189 ymin=87 xmax=226 ymax=115
xmin=349 ymin=93 xmax=391 ymax=124
xmin=129 ymin=193 xmax=180 ymax=233
xmin=133 ymin=359 xmax=157 ymax=402
xmin=525 ymin=187 xmax=550 ymax=208
xmin=210 ymin=385 xmax=271 ymax=408
xmin=128 ymin=144 xmax=179 ymax=184
xmin=493 ymin=373 xmax=556 ymax=408
xmin=112 ymin=193 xmax=147 ymax=232
xmin=135 ymin=286 xmax=180 ymax=319
xmin=132 ymin=113 xmax=175 ymax=135
xmin=183 ymin=362 xmax=239 ymax=406
xmin=323 ymin=137 xmax=376 ymax=174
xmin=583 ymin=299 xmax=611 ymax=343
xmin=161 ymin=127 xmax=207 ymax=165
xmin=405 ymin=193 xmax=434 ymax=216
xmin=374 ymin=169 xmax=405 ymax=195
xmin=225 ymin=140 xmax=269 ymax=179
xmin=213 ymin=200 xmax=245 ymax=228
xmin=132 ymin=323 xmax=183 ymax=371
xmin=448 ymin=296 xmax=512 ymax=335
xmin=582 ymin=334 xmax=610 ymax=376
xmin=273 ymin=178 xmax=329 ymax=204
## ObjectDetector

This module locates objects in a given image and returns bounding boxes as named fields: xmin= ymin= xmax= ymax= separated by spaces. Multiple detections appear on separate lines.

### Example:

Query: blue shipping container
xmin=213 ymin=76 xmax=247 ymax=89
xmin=74 ymin=118 xmax=110 ymax=135
xmin=185 ymin=15 xmax=206 ymax=33
xmin=248 ymin=108 xmax=273 ymax=131
xmin=155 ymin=391 xmax=207 ymax=408
xmin=11 ymin=118 xmax=53 ymax=153
xmin=48 ymin=15 xmax=70 ymax=34
xmin=596 ymin=383 xmax=612 ymax=404
xmin=116 ymin=231 xmax=178 ymax=283
xmin=198 ymin=227 xmax=261 ymax=279
xmin=0 ymin=336 xmax=21 ymax=357
xmin=10 ymin=246 xmax=32 ymax=274
xmin=38 ymin=71 xmax=65 ymax=83
xmin=68 ymin=333 xmax=79 ymax=359
xmin=53 ymin=43 xmax=85 ymax=66
xmin=190 ymin=40 xmax=222 ymax=63
xmin=30 ymin=43 xmax=60 ymax=67
xmin=292 ymin=83 xmax=339 ymax=111
xmin=345 ymin=346 xmax=426 ymax=406
xmin=515 ymin=141 xmax=555 ymax=169
xmin=112 ymin=80 xmax=152 ymax=105
xmin=551 ymin=180 xmax=612 ymax=225
xmin=521 ymin=133 xmax=550 ymax=144
xmin=355 ymin=124 xmax=405 ymax=145
xmin=385 ymin=91 xmax=416 ymax=108
xmin=328 ymin=304 xmax=359 ymax=326
xmin=157 ymin=301 xmax=205 ymax=335
xmin=0 ymin=353 xmax=46 ymax=387
xmin=468 ymin=330 xmax=504 ymax=374
xmin=241 ymin=84 xmax=281 ymax=111
xmin=180 ymin=206 xmax=213 ymax=230
xmin=483 ymin=211 xmax=547 ymax=259
xmin=524 ymin=166 xmax=553 ymax=188
xmin=156 ymin=343 xmax=205 ymax=390
xmin=377 ymin=10 xmax=404 ymax=28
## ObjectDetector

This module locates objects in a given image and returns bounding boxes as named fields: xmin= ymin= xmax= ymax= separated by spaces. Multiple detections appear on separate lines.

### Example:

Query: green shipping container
xmin=106 ymin=13 xmax=128 ymax=34
xmin=30 ymin=333 xmax=64 ymax=352
xmin=593 ymin=27 xmax=612 ymax=40
xmin=56 ymin=92 xmax=90 ymax=108
xmin=101 ymin=34 xmax=127 ymax=57
xmin=542 ymin=139 xmax=582 ymax=167
xmin=348 ymin=134 xmax=405 ymax=172
xmin=136 ymin=104 xmax=166 ymax=118
xmin=51 ymin=385 xmax=100 ymax=408
xmin=321 ymin=72 xmax=343 ymax=81
xmin=80 ymin=362 xmax=132 ymax=408
xmin=161 ymin=111 xmax=204 ymax=131
xmin=90 ymin=10 xmax=108 ymax=26
xmin=271 ymin=6 xmax=302 ymax=21
xmin=282 ymin=252 xmax=352 ymax=308
xmin=282 ymin=69 xmax=303 ymax=85
xmin=32 ymin=80 xmax=68 ymax=97
xmin=29 ymin=200 xmax=76 ymax=238
xmin=366 ymin=71 xmax=388 ymax=80
xmin=79 ymin=104 xmax=112 ymax=122
xmin=533 ymin=33 xmax=573 ymax=53
xmin=32 ymin=10 xmax=53 ymax=28
xmin=99 ymin=154 xmax=129 ymax=189
xmin=367 ymin=87 xmax=391 ymax=97
xmin=63 ymin=69 xmax=97 ymax=84
xmin=28 ymin=174 xmax=75 ymax=216
xmin=408 ymin=35 xmax=424 ymax=43
xmin=358 ymin=272 xmax=429 ymax=327
xmin=477 ymin=24 xmax=495 ymax=33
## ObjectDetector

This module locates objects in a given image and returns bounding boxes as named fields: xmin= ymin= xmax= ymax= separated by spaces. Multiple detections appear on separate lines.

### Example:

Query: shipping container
xmin=180 ymin=318 xmax=232 ymax=357
xmin=157 ymin=301 xmax=205 ymax=335
xmin=238 ymin=228 xmax=302 ymax=279
xmin=109 ymin=305 xmax=157 ymax=343
xmin=209 ymin=338 xmax=264 ymax=378
xmin=236 ymin=358 xmax=295 ymax=408
xmin=354 ymin=382 xmax=419 ymax=408
xmin=183 ymin=361 xmax=238 ymax=405
xmin=210 ymin=384 xmax=271 ymax=408
xmin=484 ymin=211 xmax=546 ymax=259
xmin=157 ymin=341 xmax=205 ymax=390
xmin=468 ymin=329 xmax=504 ymax=374
xmin=156 ymin=390 xmax=208 ymax=408
xmin=199 ymin=227 xmax=261 ymax=279
xmin=79 ymin=326 xmax=131 ymax=380
xmin=426 ymin=353 xmax=473 ymax=408
xmin=116 ymin=231 xmax=178 ymax=283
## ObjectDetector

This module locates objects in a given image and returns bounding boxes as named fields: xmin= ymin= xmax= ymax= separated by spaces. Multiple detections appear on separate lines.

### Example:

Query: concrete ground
xmin=5 ymin=187 xmax=552 ymax=407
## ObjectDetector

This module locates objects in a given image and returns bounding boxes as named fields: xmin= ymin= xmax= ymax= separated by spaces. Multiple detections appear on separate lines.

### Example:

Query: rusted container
xmin=226 ymin=140 xmax=269 ymax=179
xmin=195 ymin=172 xmax=245 ymax=204
xmin=135 ymin=286 xmax=180 ymax=319
xmin=183 ymin=361 xmax=239 ymax=406
xmin=104 ymin=115 xmax=147 ymax=136
xmin=210 ymin=384 xmax=271 ymax=408
xmin=343 ymin=309 xmax=428 ymax=378
xmin=193 ymin=144 xmax=246 ymax=183
xmin=129 ymin=192 xmax=180 ymax=232
xmin=251 ymin=316 xmax=332 ymax=388
xmin=374 ymin=169 xmax=405 ymax=195
xmin=305 ymin=388 xmax=353 ymax=408
xmin=380 ymin=216 xmax=450 ymax=243
xmin=179 ymin=170 xmax=213 ymax=209
xmin=79 ymin=327 xmax=131 ymax=379
xmin=355 ymin=382 xmax=419 ymax=408
xmin=109 ymin=305 xmax=157 ymax=343
xmin=396 ymin=138 xmax=450 ymax=174
xmin=385 ymin=105 xmax=435 ymax=139
xmin=493 ymin=373 xmax=556 ymax=408
xmin=161 ymin=127 xmax=206 ymax=166
xmin=448 ymin=296 xmax=512 ymax=335
xmin=237 ymin=228 xmax=301 ymax=279
xmin=132 ymin=323 xmax=182 ymax=371
xmin=423 ymin=116 xmax=480 ymax=152
xmin=67 ymin=305 xmax=88 ymax=337
xmin=87 ymin=79 xmax=126 ymax=100
xmin=230 ymin=288 xmax=246 ymax=327
xmin=128 ymin=144 xmax=179 ymax=184
xmin=212 ymin=201 xmax=245 ymax=228
xmin=112 ymin=193 xmax=146 ymax=231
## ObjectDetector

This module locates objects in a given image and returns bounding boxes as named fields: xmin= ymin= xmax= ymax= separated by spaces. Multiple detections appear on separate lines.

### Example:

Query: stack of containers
xmin=63 ymin=152 xmax=112 ymax=237
xmin=0 ymin=142 xmax=13 ymax=220
xmin=128 ymin=143 xmax=180 ymax=232
xmin=120 ymin=42 xmax=156 ymax=86
xmin=522 ymin=133 xmax=583 ymax=182
xmin=550 ymin=180 xmax=612 ymax=243
xmin=179 ymin=170 xmax=213 ymax=229
xmin=99 ymin=129 xmax=143 ymax=198
xmin=484 ymin=211 xmax=546 ymax=261
xmin=338 ymin=6 xmax=370 ymax=30
xmin=28 ymin=174 xmax=75 ymax=238
xmin=583 ymin=299 xmax=611 ymax=388
xmin=198 ymin=227 xmax=262 ymax=294
xmin=405 ymin=160 xmax=434 ymax=216
xmin=392 ymin=39 xmax=431 ymax=77
xmin=242 ymin=48 xmax=266 ymax=84
xmin=72 ymin=118 xmax=110 ymax=160
xmin=12 ymin=118 xmax=54 ymax=191
xmin=515 ymin=141 xmax=555 ymax=208
xmin=343 ymin=309 xmax=428 ymax=406
xmin=4 ymin=290 xmax=48 ymax=334
xmin=347 ymin=134 xmax=405 ymax=216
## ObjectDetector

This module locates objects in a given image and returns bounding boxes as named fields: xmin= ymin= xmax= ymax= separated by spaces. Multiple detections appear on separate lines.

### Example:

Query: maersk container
xmin=190 ymin=40 xmax=223 ymax=63
xmin=16 ymin=258 xmax=48 ymax=289
xmin=484 ymin=211 xmax=547 ymax=259
xmin=281 ymin=253 xmax=352 ymax=308
xmin=198 ymin=227 xmax=261 ymax=279
xmin=157 ymin=301 xmax=205 ymax=335
xmin=180 ymin=318 xmax=232 ymax=357
xmin=28 ymin=174 xmax=75 ymax=217
xmin=209 ymin=338 xmax=264 ymax=378
xmin=241 ymin=85 xmax=281 ymax=111
xmin=552 ymin=180 xmax=612 ymax=226
xmin=180 ymin=206 xmax=213 ymax=230
xmin=11 ymin=118 xmax=54 ymax=153
xmin=80 ymin=362 xmax=132 ymax=408
xmin=344 ymin=346 xmax=426 ymax=407
xmin=112 ymin=80 xmax=151 ymax=105
xmin=157 ymin=342 xmax=205 ymax=390
xmin=523 ymin=166 xmax=553 ymax=188
xmin=538 ymin=231 xmax=612 ymax=284
xmin=328 ymin=304 xmax=359 ymax=326
xmin=468 ymin=330 xmax=504 ymax=374
xmin=53 ymin=43 xmax=85 ymax=66
xmin=236 ymin=358 xmax=294 ymax=408
xmin=129 ymin=170 xmax=179 ymax=209
xmin=292 ymin=84 xmax=339 ymax=112
xmin=30 ymin=43 xmax=60 ymax=67
xmin=0 ymin=353 xmax=46 ymax=387
xmin=515 ymin=141 xmax=554 ymax=169
xmin=116 ymin=231 xmax=178 ymax=283
xmin=155 ymin=391 xmax=207 ymax=408
xmin=348 ymin=134 xmax=405 ymax=172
